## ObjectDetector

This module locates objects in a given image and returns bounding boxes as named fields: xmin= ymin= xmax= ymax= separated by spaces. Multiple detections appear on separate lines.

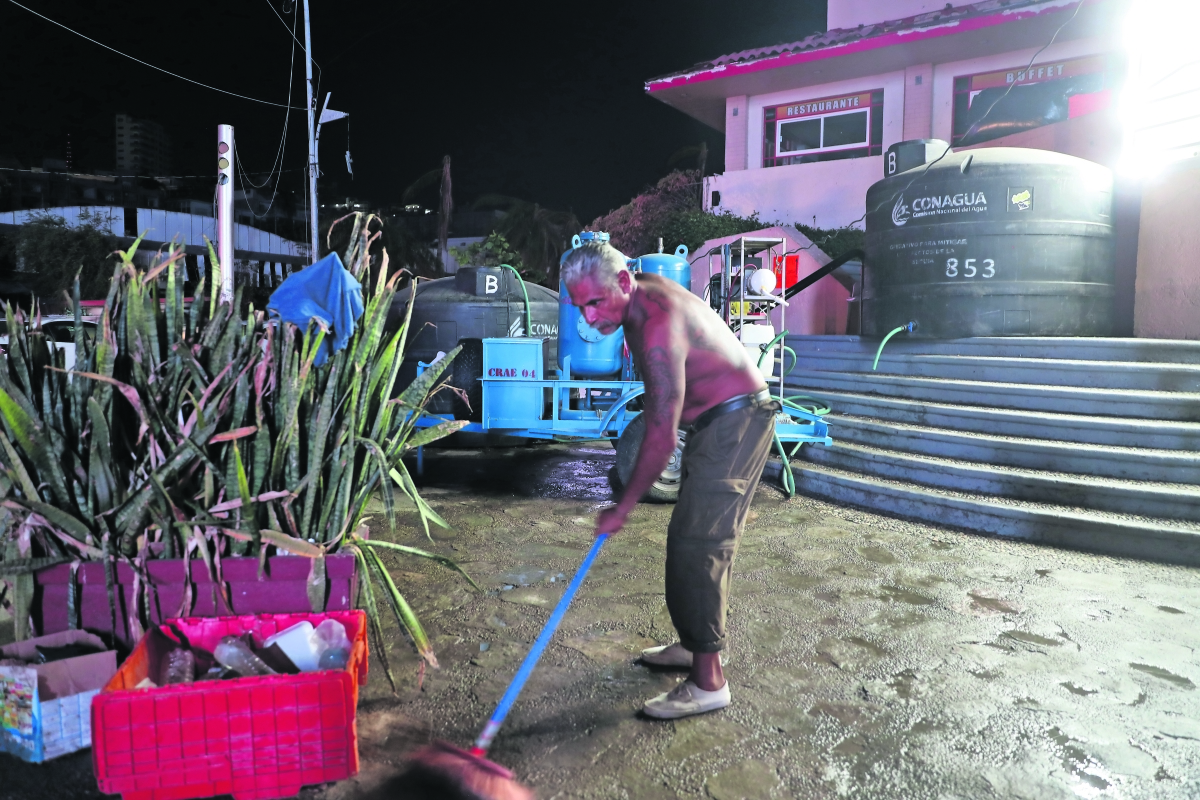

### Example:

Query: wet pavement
xmin=325 ymin=442 xmax=1200 ymax=800
xmin=3 ymin=441 xmax=1199 ymax=799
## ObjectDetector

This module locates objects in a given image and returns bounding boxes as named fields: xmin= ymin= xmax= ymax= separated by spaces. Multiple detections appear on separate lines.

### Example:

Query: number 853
xmin=946 ymin=258 xmax=995 ymax=278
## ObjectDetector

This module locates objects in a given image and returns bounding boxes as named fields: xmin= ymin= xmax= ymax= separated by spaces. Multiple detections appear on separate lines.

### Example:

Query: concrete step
xmin=786 ymin=335 xmax=1200 ymax=365
xmin=804 ymin=441 xmax=1200 ymax=522
xmin=784 ymin=369 xmax=1200 ymax=422
xmin=795 ymin=462 xmax=1200 ymax=566
xmin=787 ymin=352 xmax=1200 ymax=393
xmin=825 ymin=414 xmax=1200 ymax=484
xmin=800 ymin=390 xmax=1200 ymax=450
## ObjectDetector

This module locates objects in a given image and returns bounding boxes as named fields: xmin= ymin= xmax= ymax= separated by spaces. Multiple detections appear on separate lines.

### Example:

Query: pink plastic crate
xmin=91 ymin=611 xmax=367 ymax=800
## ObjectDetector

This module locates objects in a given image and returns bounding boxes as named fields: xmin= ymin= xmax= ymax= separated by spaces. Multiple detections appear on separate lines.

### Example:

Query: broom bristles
xmin=397 ymin=740 xmax=536 ymax=800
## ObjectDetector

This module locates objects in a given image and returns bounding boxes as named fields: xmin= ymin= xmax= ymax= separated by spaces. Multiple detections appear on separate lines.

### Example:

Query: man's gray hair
xmin=560 ymin=241 xmax=626 ymax=290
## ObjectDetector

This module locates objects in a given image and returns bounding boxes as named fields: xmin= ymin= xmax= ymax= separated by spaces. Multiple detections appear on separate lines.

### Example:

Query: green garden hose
xmin=498 ymin=263 xmax=533 ymax=337
xmin=872 ymin=321 xmax=917 ymax=370
xmin=755 ymin=330 xmax=831 ymax=498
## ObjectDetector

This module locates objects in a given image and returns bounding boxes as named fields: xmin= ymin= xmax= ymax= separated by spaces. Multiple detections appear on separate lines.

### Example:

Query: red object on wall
xmin=772 ymin=254 xmax=800 ymax=289
xmin=92 ymin=611 xmax=368 ymax=800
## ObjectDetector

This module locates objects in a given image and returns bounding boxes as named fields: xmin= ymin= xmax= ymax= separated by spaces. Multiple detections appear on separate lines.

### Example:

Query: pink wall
xmin=1134 ymin=157 xmax=1200 ymax=340
xmin=902 ymin=64 xmax=933 ymax=140
xmin=689 ymin=225 xmax=851 ymax=336
xmin=704 ymin=155 xmax=880 ymax=230
xmin=725 ymin=96 xmax=749 ymax=172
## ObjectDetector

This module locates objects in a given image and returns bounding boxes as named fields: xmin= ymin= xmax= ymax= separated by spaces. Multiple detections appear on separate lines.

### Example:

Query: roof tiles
xmin=647 ymin=0 xmax=1079 ymax=86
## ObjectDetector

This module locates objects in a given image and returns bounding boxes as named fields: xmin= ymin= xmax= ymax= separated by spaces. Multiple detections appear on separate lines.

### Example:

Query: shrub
xmin=4 ymin=210 xmax=120 ymax=301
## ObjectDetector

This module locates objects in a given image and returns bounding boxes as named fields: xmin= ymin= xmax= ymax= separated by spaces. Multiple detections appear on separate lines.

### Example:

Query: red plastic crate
xmin=91 ymin=611 xmax=368 ymax=800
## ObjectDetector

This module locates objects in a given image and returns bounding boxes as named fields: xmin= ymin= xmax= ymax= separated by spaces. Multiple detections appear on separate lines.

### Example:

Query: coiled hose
xmin=756 ymin=330 xmax=830 ymax=498
xmin=498 ymin=263 xmax=533 ymax=337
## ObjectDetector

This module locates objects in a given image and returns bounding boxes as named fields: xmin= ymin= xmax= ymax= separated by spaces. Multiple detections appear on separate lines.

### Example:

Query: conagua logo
xmin=891 ymin=194 xmax=910 ymax=227
xmin=909 ymin=191 xmax=988 ymax=219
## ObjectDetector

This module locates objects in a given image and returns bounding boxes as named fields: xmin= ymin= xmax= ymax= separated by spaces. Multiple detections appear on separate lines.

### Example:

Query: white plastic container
xmin=262 ymin=621 xmax=319 ymax=672
xmin=739 ymin=323 xmax=777 ymax=381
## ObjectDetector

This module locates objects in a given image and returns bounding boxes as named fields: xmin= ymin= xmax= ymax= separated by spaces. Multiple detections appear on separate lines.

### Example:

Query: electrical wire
xmin=0 ymin=166 xmax=305 ymax=179
xmin=235 ymin=0 xmax=299 ymax=217
xmin=5 ymin=0 xmax=306 ymax=110
xmin=775 ymin=0 xmax=1089 ymax=261
xmin=263 ymin=0 xmax=321 ymax=76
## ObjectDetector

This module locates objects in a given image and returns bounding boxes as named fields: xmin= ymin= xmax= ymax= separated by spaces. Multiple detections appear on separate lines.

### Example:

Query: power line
xmin=781 ymin=0 xmax=1089 ymax=260
xmin=237 ymin=0 xmax=299 ymax=218
xmin=263 ymin=0 xmax=321 ymax=78
xmin=0 ymin=166 xmax=307 ymax=180
xmin=5 ymin=0 xmax=306 ymax=110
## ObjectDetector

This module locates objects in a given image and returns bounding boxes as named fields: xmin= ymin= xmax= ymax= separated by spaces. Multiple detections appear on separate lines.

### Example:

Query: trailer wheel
xmin=615 ymin=414 xmax=685 ymax=503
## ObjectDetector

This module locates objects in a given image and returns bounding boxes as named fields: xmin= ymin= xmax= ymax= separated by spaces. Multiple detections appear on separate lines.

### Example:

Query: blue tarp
xmin=267 ymin=252 xmax=364 ymax=366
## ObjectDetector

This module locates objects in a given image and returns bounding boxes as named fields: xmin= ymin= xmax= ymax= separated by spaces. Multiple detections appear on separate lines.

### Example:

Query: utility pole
xmin=302 ymin=0 xmax=319 ymax=263
xmin=216 ymin=125 xmax=235 ymax=304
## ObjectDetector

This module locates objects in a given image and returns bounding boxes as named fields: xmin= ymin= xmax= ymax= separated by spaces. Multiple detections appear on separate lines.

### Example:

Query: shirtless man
xmin=561 ymin=241 xmax=778 ymax=719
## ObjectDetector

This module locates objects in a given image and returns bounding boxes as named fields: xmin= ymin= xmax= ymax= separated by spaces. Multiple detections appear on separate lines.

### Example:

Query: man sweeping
xmin=561 ymin=241 xmax=778 ymax=720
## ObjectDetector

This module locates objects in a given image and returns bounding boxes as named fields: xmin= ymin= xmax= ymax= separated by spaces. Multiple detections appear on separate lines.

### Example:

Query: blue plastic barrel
xmin=558 ymin=231 xmax=626 ymax=378
xmin=635 ymin=244 xmax=691 ymax=289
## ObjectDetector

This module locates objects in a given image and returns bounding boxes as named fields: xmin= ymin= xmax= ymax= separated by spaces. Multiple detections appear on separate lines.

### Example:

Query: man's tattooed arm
xmin=641 ymin=344 xmax=684 ymax=436
xmin=608 ymin=323 xmax=686 ymax=521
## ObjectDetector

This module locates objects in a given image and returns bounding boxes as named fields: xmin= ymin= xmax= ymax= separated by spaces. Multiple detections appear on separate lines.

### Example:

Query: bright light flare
xmin=1118 ymin=0 xmax=1200 ymax=177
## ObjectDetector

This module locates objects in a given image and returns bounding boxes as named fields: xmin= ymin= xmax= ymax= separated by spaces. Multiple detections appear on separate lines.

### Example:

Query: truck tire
xmin=615 ymin=413 xmax=685 ymax=503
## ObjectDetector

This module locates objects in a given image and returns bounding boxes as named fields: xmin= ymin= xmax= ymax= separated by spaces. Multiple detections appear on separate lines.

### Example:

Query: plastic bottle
xmin=263 ymin=621 xmax=319 ymax=672
xmin=313 ymin=619 xmax=350 ymax=670
xmin=213 ymin=636 xmax=277 ymax=677
xmin=160 ymin=648 xmax=195 ymax=685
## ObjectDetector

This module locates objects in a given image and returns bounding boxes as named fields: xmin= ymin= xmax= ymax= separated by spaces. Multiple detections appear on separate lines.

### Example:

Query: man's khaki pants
xmin=665 ymin=403 xmax=775 ymax=653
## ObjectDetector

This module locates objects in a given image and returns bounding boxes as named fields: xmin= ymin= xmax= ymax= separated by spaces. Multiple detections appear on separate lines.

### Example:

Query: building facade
xmin=647 ymin=0 xmax=1130 ymax=229
xmin=115 ymin=114 xmax=172 ymax=177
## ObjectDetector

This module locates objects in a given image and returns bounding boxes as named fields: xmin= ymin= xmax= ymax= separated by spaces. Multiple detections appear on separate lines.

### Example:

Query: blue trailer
xmin=410 ymin=232 xmax=834 ymax=500
xmin=412 ymin=337 xmax=831 ymax=494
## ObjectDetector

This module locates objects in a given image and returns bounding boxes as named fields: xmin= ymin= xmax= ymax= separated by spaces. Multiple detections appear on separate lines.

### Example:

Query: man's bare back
xmin=565 ymin=263 xmax=767 ymax=534
xmin=623 ymin=272 xmax=766 ymax=425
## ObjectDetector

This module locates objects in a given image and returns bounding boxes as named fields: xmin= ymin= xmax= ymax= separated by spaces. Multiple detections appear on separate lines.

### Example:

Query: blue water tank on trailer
xmin=558 ymin=231 xmax=627 ymax=377
xmin=635 ymin=244 xmax=691 ymax=289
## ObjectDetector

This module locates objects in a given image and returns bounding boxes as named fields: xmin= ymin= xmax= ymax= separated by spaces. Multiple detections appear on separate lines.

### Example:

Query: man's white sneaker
xmin=640 ymin=642 xmax=727 ymax=668
xmin=643 ymin=680 xmax=731 ymax=719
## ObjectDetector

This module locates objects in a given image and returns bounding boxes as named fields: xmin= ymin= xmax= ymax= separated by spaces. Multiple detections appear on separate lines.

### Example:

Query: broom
xmin=396 ymin=534 xmax=610 ymax=800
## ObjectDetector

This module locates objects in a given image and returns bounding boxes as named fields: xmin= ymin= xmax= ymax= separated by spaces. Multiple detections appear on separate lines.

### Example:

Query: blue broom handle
xmin=471 ymin=533 xmax=609 ymax=755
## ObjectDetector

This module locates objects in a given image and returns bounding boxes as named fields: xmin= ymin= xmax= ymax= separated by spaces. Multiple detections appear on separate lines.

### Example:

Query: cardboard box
xmin=0 ymin=629 xmax=117 ymax=763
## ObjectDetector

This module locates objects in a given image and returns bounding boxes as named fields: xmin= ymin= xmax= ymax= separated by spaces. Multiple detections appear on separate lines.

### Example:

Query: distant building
xmin=115 ymin=114 xmax=172 ymax=177
xmin=0 ymin=205 xmax=309 ymax=299
xmin=0 ymin=158 xmax=166 ymax=212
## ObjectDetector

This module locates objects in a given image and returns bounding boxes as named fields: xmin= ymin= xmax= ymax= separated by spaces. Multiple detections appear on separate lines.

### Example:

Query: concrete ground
xmin=321 ymin=442 xmax=1200 ymax=800
xmin=3 ymin=441 xmax=1198 ymax=799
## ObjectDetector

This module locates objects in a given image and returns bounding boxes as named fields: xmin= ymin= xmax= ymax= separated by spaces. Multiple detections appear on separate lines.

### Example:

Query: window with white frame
xmin=763 ymin=90 xmax=883 ymax=167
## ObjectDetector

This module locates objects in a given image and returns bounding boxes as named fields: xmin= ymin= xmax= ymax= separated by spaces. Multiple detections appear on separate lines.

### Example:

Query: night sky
xmin=1 ymin=1 xmax=826 ymax=222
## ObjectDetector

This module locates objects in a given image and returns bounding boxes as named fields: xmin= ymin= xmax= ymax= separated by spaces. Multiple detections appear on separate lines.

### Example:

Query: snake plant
xmin=0 ymin=213 xmax=468 ymax=687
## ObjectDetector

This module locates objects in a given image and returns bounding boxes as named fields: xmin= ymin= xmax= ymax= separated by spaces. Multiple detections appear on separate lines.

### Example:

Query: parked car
xmin=0 ymin=316 xmax=98 ymax=371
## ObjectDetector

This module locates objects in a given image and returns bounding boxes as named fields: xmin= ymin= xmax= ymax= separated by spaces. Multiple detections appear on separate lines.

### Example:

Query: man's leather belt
xmin=688 ymin=389 xmax=777 ymax=434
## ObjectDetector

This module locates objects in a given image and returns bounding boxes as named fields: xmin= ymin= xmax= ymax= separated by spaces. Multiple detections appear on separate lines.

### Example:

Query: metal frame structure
xmin=706 ymin=236 xmax=792 ymax=397
xmin=411 ymin=337 xmax=830 ymax=475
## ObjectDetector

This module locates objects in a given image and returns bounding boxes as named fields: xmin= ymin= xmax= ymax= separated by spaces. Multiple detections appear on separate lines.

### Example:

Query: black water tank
xmin=884 ymin=139 xmax=949 ymax=178
xmin=386 ymin=267 xmax=559 ymax=418
xmin=863 ymin=145 xmax=1114 ymax=338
